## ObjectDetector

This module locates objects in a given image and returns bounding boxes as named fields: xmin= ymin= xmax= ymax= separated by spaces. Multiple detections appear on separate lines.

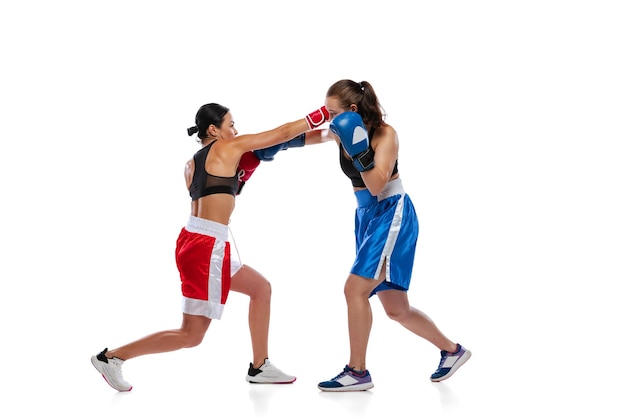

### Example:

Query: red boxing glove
xmin=236 ymin=151 xmax=261 ymax=195
xmin=305 ymin=106 xmax=330 ymax=129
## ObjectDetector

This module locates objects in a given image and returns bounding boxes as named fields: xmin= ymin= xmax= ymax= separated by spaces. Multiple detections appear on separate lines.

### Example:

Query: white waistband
xmin=186 ymin=216 xmax=229 ymax=241
xmin=378 ymin=178 xmax=405 ymax=201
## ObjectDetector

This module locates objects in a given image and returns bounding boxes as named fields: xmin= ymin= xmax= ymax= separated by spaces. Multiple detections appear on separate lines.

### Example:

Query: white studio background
xmin=1 ymin=1 xmax=625 ymax=417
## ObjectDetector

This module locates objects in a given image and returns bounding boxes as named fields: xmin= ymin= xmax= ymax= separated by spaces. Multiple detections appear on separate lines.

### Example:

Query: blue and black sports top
xmin=189 ymin=141 xmax=238 ymax=200
xmin=339 ymin=127 xmax=398 ymax=188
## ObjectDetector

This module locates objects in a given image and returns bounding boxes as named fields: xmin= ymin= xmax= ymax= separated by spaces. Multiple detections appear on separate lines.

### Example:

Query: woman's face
xmin=214 ymin=111 xmax=238 ymax=140
xmin=325 ymin=96 xmax=348 ymax=120
xmin=325 ymin=96 xmax=356 ymax=120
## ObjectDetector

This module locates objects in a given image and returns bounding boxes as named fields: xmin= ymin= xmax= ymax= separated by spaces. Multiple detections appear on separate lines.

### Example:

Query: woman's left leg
xmin=377 ymin=289 xmax=457 ymax=353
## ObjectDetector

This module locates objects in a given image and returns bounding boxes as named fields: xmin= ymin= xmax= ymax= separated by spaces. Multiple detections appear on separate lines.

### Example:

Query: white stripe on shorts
xmin=374 ymin=193 xmax=405 ymax=281
xmin=207 ymin=237 xmax=226 ymax=312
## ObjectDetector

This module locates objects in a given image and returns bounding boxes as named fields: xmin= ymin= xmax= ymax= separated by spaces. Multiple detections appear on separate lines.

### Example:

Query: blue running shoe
xmin=430 ymin=344 xmax=471 ymax=382
xmin=318 ymin=365 xmax=374 ymax=392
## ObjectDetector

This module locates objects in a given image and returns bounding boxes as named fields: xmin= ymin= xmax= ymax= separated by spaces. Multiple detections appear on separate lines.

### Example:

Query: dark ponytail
xmin=187 ymin=125 xmax=199 ymax=136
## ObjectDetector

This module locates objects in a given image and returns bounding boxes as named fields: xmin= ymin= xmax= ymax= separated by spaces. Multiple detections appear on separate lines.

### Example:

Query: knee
xmin=384 ymin=306 xmax=408 ymax=323
xmin=264 ymin=280 xmax=272 ymax=297
xmin=237 ymin=264 xmax=272 ymax=302
xmin=253 ymin=279 xmax=271 ymax=303
xmin=343 ymin=280 xmax=356 ymax=300
xmin=343 ymin=277 xmax=370 ymax=301
xmin=184 ymin=331 xmax=206 ymax=348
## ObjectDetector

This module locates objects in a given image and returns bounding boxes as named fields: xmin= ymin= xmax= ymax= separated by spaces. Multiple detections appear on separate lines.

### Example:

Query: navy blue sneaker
xmin=318 ymin=365 xmax=374 ymax=392
xmin=430 ymin=344 xmax=471 ymax=382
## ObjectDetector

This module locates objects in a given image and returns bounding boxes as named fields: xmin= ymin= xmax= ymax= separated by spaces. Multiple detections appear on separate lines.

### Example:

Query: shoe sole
xmin=430 ymin=349 xmax=472 ymax=382
xmin=246 ymin=376 xmax=297 ymax=384
xmin=91 ymin=356 xmax=133 ymax=392
xmin=318 ymin=382 xmax=374 ymax=392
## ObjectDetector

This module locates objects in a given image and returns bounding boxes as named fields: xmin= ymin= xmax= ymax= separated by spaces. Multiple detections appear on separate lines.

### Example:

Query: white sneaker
xmin=246 ymin=359 xmax=296 ymax=384
xmin=91 ymin=348 xmax=133 ymax=391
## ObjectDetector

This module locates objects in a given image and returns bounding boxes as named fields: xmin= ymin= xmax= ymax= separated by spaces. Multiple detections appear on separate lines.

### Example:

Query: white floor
xmin=12 ymin=338 xmax=626 ymax=418
xmin=7 ymin=283 xmax=625 ymax=418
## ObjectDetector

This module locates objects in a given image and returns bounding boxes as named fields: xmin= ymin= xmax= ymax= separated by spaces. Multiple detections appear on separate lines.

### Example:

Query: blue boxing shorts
xmin=351 ymin=179 xmax=419 ymax=296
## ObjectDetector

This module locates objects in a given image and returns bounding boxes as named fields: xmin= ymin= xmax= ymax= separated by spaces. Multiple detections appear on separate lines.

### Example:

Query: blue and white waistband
xmin=355 ymin=178 xmax=405 ymax=207
xmin=186 ymin=216 xmax=229 ymax=241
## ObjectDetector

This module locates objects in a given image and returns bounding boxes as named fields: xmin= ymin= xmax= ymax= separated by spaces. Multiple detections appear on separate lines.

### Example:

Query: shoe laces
xmin=331 ymin=366 xmax=352 ymax=381
xmin=437 ymin=351 xmax=448 ymax=368
xmin=261 ymin=360 xmax=276 ymax=371
xmin=110 ymin=358 xmax=126 ymax=379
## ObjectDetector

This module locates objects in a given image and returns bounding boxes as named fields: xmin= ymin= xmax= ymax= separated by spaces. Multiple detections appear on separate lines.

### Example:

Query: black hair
xmin=187 ymin=103 xmax=230 ymax=141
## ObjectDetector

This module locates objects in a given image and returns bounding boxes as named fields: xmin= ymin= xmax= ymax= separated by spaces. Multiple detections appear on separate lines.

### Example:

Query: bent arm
xmin=360 ymin=128 xmax=399 ymax=196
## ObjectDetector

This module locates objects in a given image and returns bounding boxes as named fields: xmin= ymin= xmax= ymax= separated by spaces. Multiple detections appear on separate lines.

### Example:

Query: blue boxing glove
xmin=253 ymin=133 xmax=306 ymax=161
xmin=330 ymin=112 xmax=375 ymax=172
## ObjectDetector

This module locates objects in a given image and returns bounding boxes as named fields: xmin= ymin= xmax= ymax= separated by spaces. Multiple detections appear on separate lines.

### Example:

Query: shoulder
xmin=209 ymin=139 xmax=245 ymax=174
xmin=372 ymin=124 xmax=398 ymax=146
xmin=184 ymin=158 xmax=195 ymax=188
xmin=211 ymin=138 xmax=242 ymax=158
xmin=185 ymin=156 xmax=195 ymax=172
xmin=377 ymin=123 xmax=396 ymax=136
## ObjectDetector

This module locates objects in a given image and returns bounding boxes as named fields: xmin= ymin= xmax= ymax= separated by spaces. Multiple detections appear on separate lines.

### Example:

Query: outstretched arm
xmin=233 ymin=106 xmax=329 ymax=155
xmin=213 ymin=106 xmax=330 ymax=185
xmin=253 ymin=128 xmax=334 ymax=161
xmin=304 ymin=128 xmax=335 ymax=145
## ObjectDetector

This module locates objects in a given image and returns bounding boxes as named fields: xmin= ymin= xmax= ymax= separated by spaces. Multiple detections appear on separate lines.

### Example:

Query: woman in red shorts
xmin=91 ymin=102 xmax=329 ymax=391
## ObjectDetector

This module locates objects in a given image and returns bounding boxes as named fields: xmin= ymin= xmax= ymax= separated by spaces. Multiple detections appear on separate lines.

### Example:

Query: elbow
xmin=280 ymin=120 xmax=306 ymax=142
xmin=364 ymin=180 xmax=384 ymax=196
xmin=367 ymin=184 xmax=385 ymax=196
xmin=277 ymin=125 xmax=293 ymax=142
xmin=363 ymin=170 xmax=391 ymax=196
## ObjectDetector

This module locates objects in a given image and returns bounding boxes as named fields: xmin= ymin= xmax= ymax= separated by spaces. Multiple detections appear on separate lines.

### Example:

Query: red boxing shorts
xmin=175 ymin=216 xmax=231 ymax=319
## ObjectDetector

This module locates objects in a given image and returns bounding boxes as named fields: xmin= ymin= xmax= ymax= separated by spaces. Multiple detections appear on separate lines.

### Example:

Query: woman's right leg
xmin=91 ymin=313 xmax=210 ymax=391
xmin=106 ymin=313 xmax=211 ymax=361
xmin=377 ymin=289 xmax=471 ymax=382
xmin=377 ymin=289 xmax=457 ymax=352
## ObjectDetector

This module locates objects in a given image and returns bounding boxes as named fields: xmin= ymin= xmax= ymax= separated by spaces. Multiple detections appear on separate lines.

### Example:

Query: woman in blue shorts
xmin=300 ymin=80 xmax=472 ymax=391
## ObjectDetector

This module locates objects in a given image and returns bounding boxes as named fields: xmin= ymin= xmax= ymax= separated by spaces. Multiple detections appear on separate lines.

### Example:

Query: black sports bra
xmin=339 ymin=127 xmax=398 ymax=188
xmin=189 ymin=142 xmax=238 ymax=200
